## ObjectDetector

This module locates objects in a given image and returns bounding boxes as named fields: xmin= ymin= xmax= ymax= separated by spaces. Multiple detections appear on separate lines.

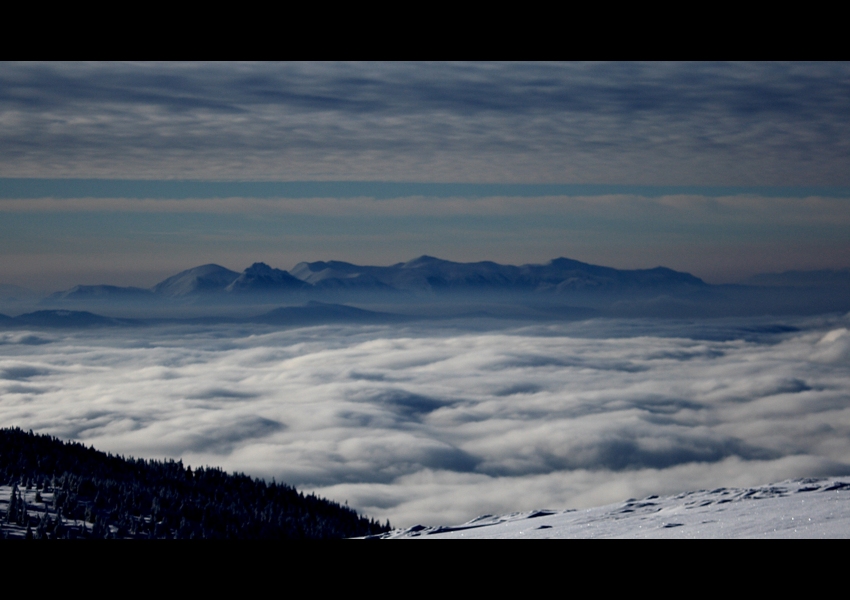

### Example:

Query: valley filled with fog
xmin=2 ymin=314 xmax=849 ymax=527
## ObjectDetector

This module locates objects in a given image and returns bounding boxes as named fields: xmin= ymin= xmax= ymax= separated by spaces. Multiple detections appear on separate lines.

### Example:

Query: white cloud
xmin=1 ymin=316 xmax=849 ymax=526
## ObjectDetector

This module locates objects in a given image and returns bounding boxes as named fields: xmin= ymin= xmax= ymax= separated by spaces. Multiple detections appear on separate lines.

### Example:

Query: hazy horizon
xmin=2 ymin=238 xmax=849 ymax=292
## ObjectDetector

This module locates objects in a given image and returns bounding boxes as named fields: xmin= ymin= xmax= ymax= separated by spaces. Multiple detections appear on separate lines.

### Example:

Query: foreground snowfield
xmin=378 ymin=477 xmax=850 ymax=538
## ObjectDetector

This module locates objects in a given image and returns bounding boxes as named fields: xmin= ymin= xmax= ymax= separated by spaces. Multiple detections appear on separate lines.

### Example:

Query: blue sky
xmin=1 ymin=62 xmax=849 ymax=289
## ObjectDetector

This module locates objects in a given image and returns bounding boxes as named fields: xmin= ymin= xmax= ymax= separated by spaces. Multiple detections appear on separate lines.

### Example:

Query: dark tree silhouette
xmin=0 ymin=428 xmax=389 ymax=539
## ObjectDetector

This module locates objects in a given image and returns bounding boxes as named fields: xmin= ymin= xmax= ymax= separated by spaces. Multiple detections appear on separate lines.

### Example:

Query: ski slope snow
xmin=377 ymin=477 xmax=850 ymax=538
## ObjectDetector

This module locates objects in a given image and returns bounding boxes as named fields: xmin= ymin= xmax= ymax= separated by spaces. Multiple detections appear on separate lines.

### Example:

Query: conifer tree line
xmin=0 ymin=428 xmax=390 ymax=539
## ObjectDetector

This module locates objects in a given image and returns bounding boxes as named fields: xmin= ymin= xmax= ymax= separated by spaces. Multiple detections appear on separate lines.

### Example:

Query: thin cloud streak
xmin=2 ymin=194 xmax=850 ymax=226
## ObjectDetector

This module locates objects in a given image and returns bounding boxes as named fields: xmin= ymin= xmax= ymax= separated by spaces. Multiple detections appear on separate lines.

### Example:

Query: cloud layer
xmin=2 ymin=62 xmax=849 ymax=184
xmin=2 ymin=316 xmax=850 ymax=526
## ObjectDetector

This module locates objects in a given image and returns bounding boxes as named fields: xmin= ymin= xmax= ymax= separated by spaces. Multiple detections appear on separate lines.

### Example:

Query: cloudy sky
xmin=1 ymin=62 xmax=849 ymax=289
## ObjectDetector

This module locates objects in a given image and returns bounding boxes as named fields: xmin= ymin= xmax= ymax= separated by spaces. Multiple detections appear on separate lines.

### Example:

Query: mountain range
xmin=0 ymin=256 xmax=846 ymax=319
xmin=45 ymin=256 xmax=708 ymax=301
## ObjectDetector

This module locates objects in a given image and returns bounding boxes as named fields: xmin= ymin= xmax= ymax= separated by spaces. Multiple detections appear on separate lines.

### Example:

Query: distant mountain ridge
xmin=45 ymin=255 xmax=706 ymax=302
xmin=47 ymin=285 xmax=154 ymax=302
xmin=24 ymin=256 xmax=850 ymax=317
xmin=226 ymin=262 xmax=307 ymax=293
xmin=152 ymin=264 xmax=240 ymax=296
xmin=5 ymin=310 xmax=129 ymax=328
xmin=0 ymin=303 xmax=404 ymax=329
xmin=255 ymin=301 xmax=405 ymax=325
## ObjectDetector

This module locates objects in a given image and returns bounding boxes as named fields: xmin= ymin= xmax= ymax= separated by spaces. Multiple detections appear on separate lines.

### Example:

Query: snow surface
xmin=376 ymin=477 xmax=850 ymax=538
xmin=0 ymin=485 xmax=104 ymax=539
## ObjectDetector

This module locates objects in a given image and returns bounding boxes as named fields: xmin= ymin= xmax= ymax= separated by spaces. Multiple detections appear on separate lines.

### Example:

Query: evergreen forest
xmin=0 ymin=427 xmax=390 ymax=539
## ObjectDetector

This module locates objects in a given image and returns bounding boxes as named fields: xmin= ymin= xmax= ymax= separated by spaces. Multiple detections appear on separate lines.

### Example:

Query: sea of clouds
xmin=2 ymin=315 xmax=850 ymax=527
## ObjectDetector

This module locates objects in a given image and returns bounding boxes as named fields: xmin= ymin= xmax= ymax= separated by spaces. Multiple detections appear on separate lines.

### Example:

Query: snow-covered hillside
xmin=378 ymin=477 xmax=850 ymax=538
xmin=9 ymin=476 xmax=847 ymax=539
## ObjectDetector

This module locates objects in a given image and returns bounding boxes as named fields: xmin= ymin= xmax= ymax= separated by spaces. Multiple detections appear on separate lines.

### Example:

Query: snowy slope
xmin=377 ymin=478 xmax=850 ymax=539
xmin=3 ymin=474 xmax=848 ymax=539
